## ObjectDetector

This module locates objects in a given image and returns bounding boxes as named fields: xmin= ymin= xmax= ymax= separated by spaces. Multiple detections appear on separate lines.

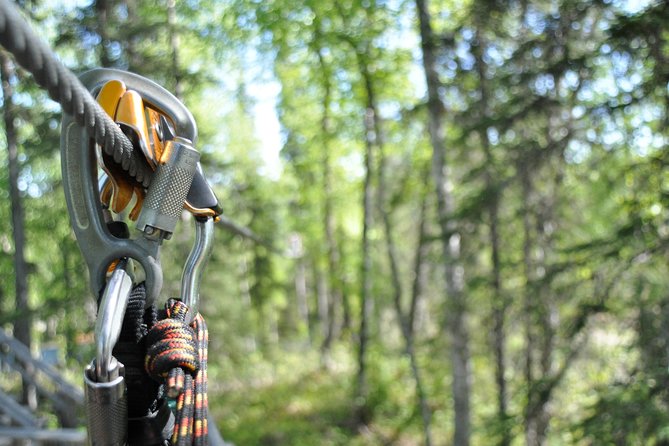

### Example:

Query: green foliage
xmin=2 ymin=0 xmax=669 ymax=443
xmin=214 ymin=348 xmax=357 ymax=445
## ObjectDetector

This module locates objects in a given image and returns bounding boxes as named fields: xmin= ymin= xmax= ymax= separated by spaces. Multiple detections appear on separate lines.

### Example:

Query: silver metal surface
xmin=136 ymin=138 xmax=200 ymax=239
xmin=84 ymin=359 xmax=127 ymax=446
xmin=95 ymin=259 xmax=132 ymax=382
xmin=61 ymin=117 xmax=163 ymax=306
xmin=181 ymin=217 xmax=215 ymax=323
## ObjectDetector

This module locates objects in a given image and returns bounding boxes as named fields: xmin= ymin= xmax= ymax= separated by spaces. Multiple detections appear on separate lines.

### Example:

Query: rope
xmin=0 ymin=0 xmax=151 ymax=186
xmin=146 ymin=299 xmax=209 ymax=446
xmin=192 ymin=313 xmax=209 ymax=445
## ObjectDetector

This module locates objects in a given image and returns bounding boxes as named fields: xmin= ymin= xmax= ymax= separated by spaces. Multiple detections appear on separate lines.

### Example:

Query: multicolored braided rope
xmin=145 ymin=299 xmax=209 ymax=446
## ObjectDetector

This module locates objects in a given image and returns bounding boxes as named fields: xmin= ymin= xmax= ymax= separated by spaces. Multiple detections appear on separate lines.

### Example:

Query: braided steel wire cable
xmin=0 ymin=0 xmax=151 ymax=186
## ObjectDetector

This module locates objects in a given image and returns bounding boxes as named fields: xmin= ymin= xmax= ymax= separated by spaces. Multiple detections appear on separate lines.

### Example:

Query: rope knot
xmin=145 ymin=299 xmax=199 ymax=396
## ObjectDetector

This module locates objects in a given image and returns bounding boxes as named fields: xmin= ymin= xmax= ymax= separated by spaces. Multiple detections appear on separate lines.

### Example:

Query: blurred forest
xmin=1 ymin=0 xmax=668 ymax=444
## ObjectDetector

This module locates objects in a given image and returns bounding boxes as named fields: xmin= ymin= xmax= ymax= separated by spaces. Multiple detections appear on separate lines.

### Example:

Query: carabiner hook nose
xmin=95 ymin=259 xmax=133 ymax=382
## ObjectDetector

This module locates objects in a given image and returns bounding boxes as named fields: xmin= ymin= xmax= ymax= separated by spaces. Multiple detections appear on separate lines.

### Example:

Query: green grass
xmin=214 ymin=367 xmax=355 ymax=445
xmin=209 ymin=345 xmax=433 ymax=446
xmin=211 ymin=347 xmax=360 ymax=445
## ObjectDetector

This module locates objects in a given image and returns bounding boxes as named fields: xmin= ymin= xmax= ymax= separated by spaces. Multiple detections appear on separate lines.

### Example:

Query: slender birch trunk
xmin=415 ymin=0 xmax=471 ymax=443
xmin=409 ymin=188 xmax=433 ymax=445
xmin=355 ymin=56 xmax=376 ymax=428
xmin=471 ymin=28 xmax=510 ymax=445
xmin=315 ymin=35 xmax=344 ymax=359
xmin=363 ymin=56 xmax=434 ymax=444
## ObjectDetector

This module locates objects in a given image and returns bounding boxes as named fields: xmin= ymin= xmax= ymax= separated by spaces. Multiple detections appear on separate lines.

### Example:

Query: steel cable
xmin=0 ymin=0 xmax=151 ymax=186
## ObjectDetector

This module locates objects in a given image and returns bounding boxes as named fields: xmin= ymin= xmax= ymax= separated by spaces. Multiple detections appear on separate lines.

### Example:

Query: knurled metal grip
xmin=84 ymin=360 xmax=127 ymax=446
xmin=136 ymin=137 xmax=200 ymax=239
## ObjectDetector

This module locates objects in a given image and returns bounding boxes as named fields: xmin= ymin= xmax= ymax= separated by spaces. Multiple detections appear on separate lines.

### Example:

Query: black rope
xmin=0 ymin=0 xmax=151 ymax=186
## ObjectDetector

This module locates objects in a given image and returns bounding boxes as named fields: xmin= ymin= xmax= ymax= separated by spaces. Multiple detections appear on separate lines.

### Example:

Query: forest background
xmin=0 ymin=0 xmax=668 ymax=445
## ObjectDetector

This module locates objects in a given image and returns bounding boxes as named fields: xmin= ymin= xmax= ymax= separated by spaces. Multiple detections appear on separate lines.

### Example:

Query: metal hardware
xmin=181 ymin=217 xmax=215 ymax=322
xmin=136 ymin=137 xmax=200 ymax=241
xmin=84 ymin=358 xmax=127 ymax=446
xmin=95 ymin=259 xmax=132 ymax=382
xmin=84 ymin=260 xmax=132 ymax=444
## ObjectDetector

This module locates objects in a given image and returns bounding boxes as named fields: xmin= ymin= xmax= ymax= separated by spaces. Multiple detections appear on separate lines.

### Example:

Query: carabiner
xmin=94 ymin=259 xmax=132 ymax=381
xmin=181 ymin=217 xmax=215 ymax=323
xmin=85 ymin=259 xmax=132 ymax=446
xmin=61 ymin=68 xmax=221 ymax=305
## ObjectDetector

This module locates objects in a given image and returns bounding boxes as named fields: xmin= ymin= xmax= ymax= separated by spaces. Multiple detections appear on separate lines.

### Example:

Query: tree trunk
xmin=415 ymin=0 xmax=471 ymax=444
xmin=528 ymin=157 xmax=565 ymax=445
xmin=471 ymin=28 xmax=510 ymax=446
xmin=409 ymin=190 xmax=433 ymax=446
xmin=295 ymin=261 xmax=311 ymax=341
xmin=520 ymin=166 xmax=541 ymax=446
xmin=490 ymin=193 xmax=509 ymax=445
xmin=316 ymin=37 xmax=343 ymax=360
xmin=409 ymin=183 xmax=430 ymax=336
xmin=1 ymin=51 xmax=36 ymax=410
xmin=521 ymin=162 xmax=559 ymax=446
xmin=365 ymin=55 xmax=433 ymax=445
xmin=355 ymin=67 xmax=376 ymax=428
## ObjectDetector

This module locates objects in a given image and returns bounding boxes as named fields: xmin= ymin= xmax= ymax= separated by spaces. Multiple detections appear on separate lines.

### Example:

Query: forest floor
xmin=211 ymin=345 xmax=431 ymax=446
